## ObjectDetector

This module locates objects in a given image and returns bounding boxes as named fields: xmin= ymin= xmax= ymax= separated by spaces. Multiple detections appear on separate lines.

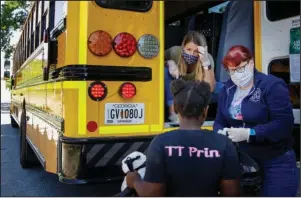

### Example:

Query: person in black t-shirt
xmin=126 ymin=79 xmax=241 ymax=197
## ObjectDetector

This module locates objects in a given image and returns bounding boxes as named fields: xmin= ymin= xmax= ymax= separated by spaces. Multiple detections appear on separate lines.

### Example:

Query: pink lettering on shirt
xmin=165 ymin=146 xmax=220 ymax=158
xmin=165 ymin=146 xmax=185 ymax=156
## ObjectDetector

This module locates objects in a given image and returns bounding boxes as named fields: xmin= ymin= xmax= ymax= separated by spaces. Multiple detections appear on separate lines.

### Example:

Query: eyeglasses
xmin=226 ymin=62 xmax=249 ymax=75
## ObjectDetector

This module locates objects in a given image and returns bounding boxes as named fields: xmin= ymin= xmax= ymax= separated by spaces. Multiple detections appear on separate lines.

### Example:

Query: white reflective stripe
xmin=86 ymin=144 xmax=105 ymax=162
xmin=95 ymin=143 xmax=125 ymax=167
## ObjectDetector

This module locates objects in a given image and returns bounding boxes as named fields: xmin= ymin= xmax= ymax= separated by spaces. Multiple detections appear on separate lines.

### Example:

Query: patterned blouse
xmin=228 ymin=86 xmax=252 ymax=120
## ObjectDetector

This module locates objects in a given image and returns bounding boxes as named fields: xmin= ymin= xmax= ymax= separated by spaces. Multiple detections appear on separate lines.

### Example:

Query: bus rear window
xmin=94 ymin=0 xmax=153 ymax=12
xmin=266 ymin=1 xmax=300 ymax=22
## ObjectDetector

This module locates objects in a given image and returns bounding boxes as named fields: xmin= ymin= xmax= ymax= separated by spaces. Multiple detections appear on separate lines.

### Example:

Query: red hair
xmin=222 ymin=45 xmax=253 ymax=68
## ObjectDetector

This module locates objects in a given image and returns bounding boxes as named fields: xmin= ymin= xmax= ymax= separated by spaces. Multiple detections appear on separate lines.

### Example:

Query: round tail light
xmin=137 ymin=34 xmax=160 ymax=59
xmin=88 ymin=30 xmax=113 ymax=56
xmin=88 ymin=81 xmax=108 ymax=101
xmin=119 ymin=82 xmax=136 ymax=99
xmin=87 ymin=121 xmax=98 ymax=132
xmin=113 ymin=32 xmax=137 ymax=57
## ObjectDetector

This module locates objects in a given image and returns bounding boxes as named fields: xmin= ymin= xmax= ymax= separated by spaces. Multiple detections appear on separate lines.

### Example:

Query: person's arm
xmin=126 ymin=136 xmax=166 ymax=197
xmin=203 ymin=67 xmax=216 ymax=92
xmin=220 ymin=139 xmax=241 ymax=197
xmin=198 ymin=48 xmax=216 ymax=92
xmin=250 ymin=80 xmax=294 ymax=143
xmin=213 ymin=86 xmax=229 ymax=132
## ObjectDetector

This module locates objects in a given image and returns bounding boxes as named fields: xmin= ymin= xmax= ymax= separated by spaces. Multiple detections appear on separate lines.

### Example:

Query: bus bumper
xmin=57 ymin=135 xmax=153 ymax=184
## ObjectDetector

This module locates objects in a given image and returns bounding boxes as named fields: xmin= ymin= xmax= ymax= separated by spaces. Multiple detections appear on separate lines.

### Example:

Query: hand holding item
xmin=197 ymin=46 xmax=211 ymax=67
xmin=126 ymin=171 xmax=141 ymax=189
xmin=227 ymin=128 xmax=251 ymax=142
xmin=166 ymin=60 xmax=179 ymax=79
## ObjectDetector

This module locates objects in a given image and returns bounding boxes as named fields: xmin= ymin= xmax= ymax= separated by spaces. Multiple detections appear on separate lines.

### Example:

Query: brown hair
xmin=178 ymin=31 xmax=207 ymax=80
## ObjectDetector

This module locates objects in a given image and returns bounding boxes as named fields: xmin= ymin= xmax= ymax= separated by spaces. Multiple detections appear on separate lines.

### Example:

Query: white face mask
xmin=230 ymin=64 xmax=254 ymax=87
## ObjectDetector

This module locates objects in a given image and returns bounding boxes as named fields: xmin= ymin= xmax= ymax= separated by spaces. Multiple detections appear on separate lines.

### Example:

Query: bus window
xmin=268 ymin=58 xmax=300 ymax=109
xmin=266 ymin=1 xmax=300 ymax=22
xmin=54 ymin=1 xmax=67 ymax=28
xmin=94 ymin=0 xmax=153 ymax=12
xmin=4 ymin=71 xmax=10 ymax=79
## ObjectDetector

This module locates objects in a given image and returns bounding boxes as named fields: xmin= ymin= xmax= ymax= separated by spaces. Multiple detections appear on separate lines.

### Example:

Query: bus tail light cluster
xmin=137 ymin=34 xmax=160 ymax=59
xmin=113 ymin=32 xmax=137 ymax=57
xmin=119 ymin=82 xmax=136 ymax=99
xmin=87 ymin=31 xmax=159 ymax=59
xmin=88 ymin=81 xmax=107 ymax=101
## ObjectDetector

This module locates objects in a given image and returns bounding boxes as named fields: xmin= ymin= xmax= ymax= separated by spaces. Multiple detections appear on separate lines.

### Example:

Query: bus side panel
xmin=258 ymin=1 xmax=300 ymax=159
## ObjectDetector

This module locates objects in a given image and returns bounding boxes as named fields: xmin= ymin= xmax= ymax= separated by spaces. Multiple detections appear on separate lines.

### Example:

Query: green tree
xmin=1 ymin=1 xmax=31 ymax=59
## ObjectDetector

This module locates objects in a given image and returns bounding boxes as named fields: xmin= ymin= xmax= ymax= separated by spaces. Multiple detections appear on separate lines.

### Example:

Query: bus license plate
xmin=105 ymin=103 xmax=145 ymax=125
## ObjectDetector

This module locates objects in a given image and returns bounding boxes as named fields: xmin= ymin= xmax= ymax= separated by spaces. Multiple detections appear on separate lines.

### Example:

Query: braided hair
xmin=171 ymin=79 xmax=211 ymax=118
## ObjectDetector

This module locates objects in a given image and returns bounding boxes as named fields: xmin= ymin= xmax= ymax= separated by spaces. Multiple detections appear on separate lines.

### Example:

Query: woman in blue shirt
xmin=214 ymin=45 xmax=299 ymax=196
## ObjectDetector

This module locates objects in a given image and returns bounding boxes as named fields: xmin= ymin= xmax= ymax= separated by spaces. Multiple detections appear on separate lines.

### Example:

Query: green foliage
xmin=5 ymin=79 xmax=11 ymax=91
xmin=1 ymin=1 xmax=31 ymax=58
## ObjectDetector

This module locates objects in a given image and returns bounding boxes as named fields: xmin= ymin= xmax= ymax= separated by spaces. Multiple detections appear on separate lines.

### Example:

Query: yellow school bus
xmin=9 ymin=0 xmax=299 ymax=184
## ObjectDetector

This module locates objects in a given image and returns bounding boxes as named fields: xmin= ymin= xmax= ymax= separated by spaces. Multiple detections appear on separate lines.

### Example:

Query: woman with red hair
xmin=213 ymin=45 xmax=298 ymax=196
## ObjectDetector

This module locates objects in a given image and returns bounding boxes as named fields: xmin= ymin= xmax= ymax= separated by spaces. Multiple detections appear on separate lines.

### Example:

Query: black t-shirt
xmin=143 ymin=129 xmax=241 ymax=197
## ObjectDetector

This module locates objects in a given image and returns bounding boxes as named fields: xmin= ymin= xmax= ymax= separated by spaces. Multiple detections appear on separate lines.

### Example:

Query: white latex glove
xmin=227 ymin=128 xmax=251 ymax=142
xmin=197 ymin=46 xmax=211 ymax=67
xmin=166 ymin=60 xmax=179 ymax=79
xmin=217 ymin=128 xmax=230 ymax=136
xmin=168 ymin=112 xmax=179 ymax=122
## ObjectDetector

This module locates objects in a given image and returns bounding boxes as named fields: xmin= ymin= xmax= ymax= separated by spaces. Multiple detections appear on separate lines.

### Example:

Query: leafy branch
xmin=1 ymin=1 xmax=32 ymax=59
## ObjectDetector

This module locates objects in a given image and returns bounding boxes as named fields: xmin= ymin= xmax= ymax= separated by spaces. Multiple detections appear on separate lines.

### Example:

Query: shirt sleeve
xmin=213 ymin=86 xmax=229 ymax=132
xmin=252 ymin=80 xmax=294 ymax=143
xmin=143 ymin=135 xmax=166 ymax=183
xmin=221 ymin=139 xmax=241 ymax=180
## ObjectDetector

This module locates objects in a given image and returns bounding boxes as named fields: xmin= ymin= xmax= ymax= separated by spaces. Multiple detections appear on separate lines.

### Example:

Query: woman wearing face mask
xmin=164 ymin=31 xmax=216 ymax=122
xmin=213 ymin=45 xmax=299 ymax=196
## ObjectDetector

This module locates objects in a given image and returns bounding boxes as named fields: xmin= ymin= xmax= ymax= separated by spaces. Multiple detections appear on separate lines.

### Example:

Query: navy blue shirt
xmin=143 ymin=129 xmax=241 ymax=197
xmin=213 ymin=70 xmax=294 ymax=161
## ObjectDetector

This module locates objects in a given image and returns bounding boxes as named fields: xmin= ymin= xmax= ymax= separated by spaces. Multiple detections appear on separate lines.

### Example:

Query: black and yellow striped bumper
xmin=57 ymin=136 xmax=153 ymax=184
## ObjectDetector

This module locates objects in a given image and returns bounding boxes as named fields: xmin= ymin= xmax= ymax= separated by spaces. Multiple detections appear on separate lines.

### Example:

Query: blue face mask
xmin=182 ymin=51 xmax=199 ymax=65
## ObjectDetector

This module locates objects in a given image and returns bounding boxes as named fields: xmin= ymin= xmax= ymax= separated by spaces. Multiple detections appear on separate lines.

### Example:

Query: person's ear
xmin=249 ymin=59 xmax=255 ymax=69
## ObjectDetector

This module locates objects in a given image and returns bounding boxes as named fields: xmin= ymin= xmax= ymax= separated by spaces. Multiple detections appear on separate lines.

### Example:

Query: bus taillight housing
xmin=113 ymin=32 xmax=137 ymax=57
xmin=88 ymin=30 xmax=113 ymax=56
xmin=88 ymin=81 xmax=108 ymax=101
xmin=119 ymin=82 xmax=136 ymax=99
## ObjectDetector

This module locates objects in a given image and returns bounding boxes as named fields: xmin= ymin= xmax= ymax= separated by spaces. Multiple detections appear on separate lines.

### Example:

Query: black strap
xmin=124 ymin=155 xmax=145 ymax=172
xmin=234 ymin=142 xmax=241 ymax=161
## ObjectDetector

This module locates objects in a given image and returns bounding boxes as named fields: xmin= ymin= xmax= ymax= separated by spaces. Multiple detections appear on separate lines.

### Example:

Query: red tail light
xmin=87 ymin=121 xmax=98 ymax=132
xmin=113 ymin=32 xmax=137 ymax=57
xmin=119 ymin=82 xmax=136 ymax=99
xmin=88 ymin=81 xmax=108 ymax=101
